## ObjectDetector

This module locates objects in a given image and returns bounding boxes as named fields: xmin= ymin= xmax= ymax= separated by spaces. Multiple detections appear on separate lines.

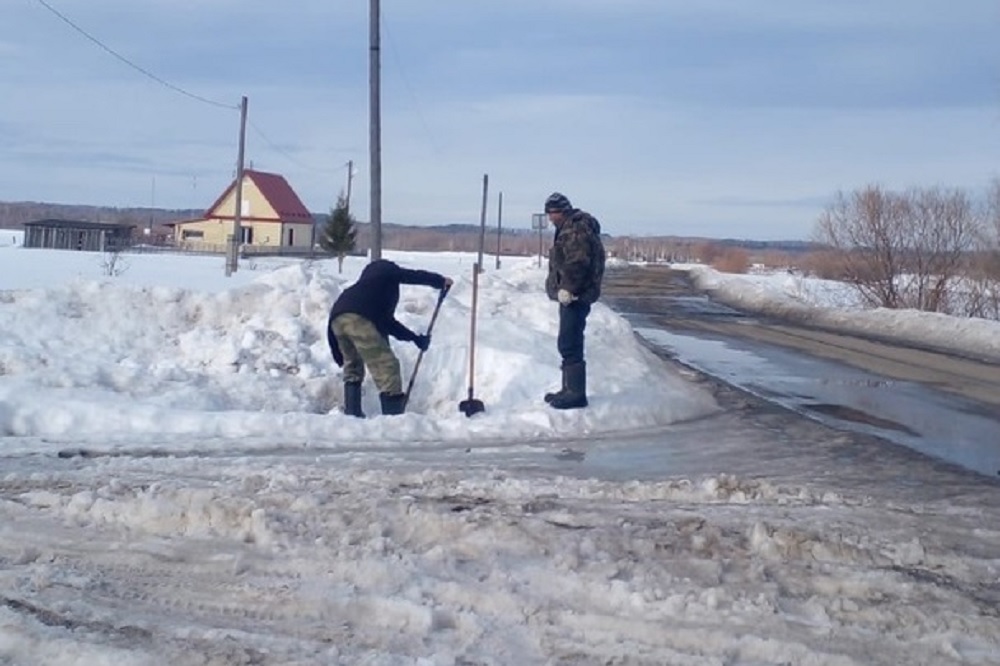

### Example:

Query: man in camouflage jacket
xmin=543 ymin=192 xmax=606 ymax=409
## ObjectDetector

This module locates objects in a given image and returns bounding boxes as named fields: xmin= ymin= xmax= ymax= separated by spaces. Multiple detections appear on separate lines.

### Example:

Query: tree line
xmin=810 ymin=181 xmax=1000 ymax=320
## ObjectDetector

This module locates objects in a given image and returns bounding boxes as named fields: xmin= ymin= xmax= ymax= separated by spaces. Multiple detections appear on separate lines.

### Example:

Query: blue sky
xmin=3 ymin=0 xmax=999 ymax=239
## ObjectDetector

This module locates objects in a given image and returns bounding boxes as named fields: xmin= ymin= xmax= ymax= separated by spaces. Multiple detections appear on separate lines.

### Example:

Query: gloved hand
xmin=413 ymin=334 xmax=430 ymax=351
xmin=557 ymin=289 xmax=577 ymax=305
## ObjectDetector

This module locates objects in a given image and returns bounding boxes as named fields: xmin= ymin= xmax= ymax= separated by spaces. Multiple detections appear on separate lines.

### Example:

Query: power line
xmin=381 ymin=12 xmax=441 ymax=158
xmin=32 ymin=0 xmax=357 ymax=188
xmin=32 ymin=0 xmax=237 ymax=110
xmin=247 ymin=119 xmax=355 ymax=175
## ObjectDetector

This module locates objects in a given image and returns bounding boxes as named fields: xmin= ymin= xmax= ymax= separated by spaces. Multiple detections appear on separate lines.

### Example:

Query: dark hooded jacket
xmin=545 ymin=209 xmax=606 ymax=305
xmin=327 ymin=259 xmax=447 ymax=366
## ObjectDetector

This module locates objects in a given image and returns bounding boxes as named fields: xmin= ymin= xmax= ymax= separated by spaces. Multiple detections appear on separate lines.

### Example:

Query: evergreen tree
xmin=320 ymin=193 xmax=357 ymax=273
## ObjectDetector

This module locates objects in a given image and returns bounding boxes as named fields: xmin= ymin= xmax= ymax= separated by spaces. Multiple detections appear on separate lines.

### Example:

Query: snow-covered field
xmin=1 ymin=245 xmax=998 ymax=665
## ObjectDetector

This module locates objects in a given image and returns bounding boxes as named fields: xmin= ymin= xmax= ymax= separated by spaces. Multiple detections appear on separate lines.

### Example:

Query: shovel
xmin=459 ymin=263 xmax=486 ymax=417
xmin=403 ymin=284 xmax=450 ymax=410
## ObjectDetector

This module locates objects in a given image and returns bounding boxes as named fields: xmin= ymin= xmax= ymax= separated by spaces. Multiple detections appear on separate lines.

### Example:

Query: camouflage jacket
xmin=545 ymin=209 xmax=606 ymax=304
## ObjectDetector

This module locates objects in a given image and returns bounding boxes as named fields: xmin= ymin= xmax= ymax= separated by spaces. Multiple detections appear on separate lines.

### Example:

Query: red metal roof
xmin=205 ymin=169 xmax=312 ymax=222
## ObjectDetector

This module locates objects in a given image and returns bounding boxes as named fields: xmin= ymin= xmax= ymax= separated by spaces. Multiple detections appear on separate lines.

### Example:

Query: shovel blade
xmin=459 ymin=398 xmax=485 ymax=417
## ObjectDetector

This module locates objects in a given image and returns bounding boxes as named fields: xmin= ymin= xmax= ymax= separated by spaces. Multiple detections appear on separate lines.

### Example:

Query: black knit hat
xmin=544 ymin=192 xmax=572 ymax=213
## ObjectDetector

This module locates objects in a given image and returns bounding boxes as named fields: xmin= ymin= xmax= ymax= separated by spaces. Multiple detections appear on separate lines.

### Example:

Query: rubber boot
xmin=379 ymin=392 xmax=407 ymax=416
xmin=549 ymin=362 xmax=588 ymax=410
xmin=343 ymin=381 xmax=365 ymax=418
xmin=544 ymin=369 xmax=567 ymax=404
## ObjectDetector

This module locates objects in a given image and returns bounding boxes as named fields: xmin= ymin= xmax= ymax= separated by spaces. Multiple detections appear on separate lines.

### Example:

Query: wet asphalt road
xmin=601 ymin=265 xmax=1000 ymax=480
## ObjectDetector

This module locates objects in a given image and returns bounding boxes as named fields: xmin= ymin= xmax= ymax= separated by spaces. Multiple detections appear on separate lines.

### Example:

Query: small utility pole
xmin=226 ymin=95 xmax=248 ymax=276
xmin=369 ymin=0 xmax=382 ymax=261
xmin=477 ymin=174 xmax=488 ymax=272
xmin=148 ymin=176 xmax=155 ymax=238
xmin=495 ymin=191 xmax=503 ymax=270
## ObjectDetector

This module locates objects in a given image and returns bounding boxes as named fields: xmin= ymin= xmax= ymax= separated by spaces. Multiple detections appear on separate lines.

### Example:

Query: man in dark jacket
xmin=543 ymin=192 xmax=606 ymax=409
xmin=327 ymin=259 xmax=452 ymax=416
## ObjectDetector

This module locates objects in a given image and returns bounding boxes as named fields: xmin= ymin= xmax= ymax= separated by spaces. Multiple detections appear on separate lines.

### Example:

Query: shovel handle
xmin=403 ymin=285 xmax=451 ymax=407
xmin=458 ymin=265 xmax=485 ymax=417
xmin=467 ymin=264 xmax=479 ymax=392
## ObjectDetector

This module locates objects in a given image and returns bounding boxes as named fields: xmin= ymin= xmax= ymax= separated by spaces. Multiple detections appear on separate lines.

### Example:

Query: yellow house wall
xmin=211 ymin=179 xmax=278 ymax=220
xmin=174 ymin=220 xmax=314 ymax=248
xmin=282 ymin=222 xmax=314 ymax=247
xmin=247 ymin=221 xmax=283 ymax=246
xmin=239 ymin=221 xmax=311 ymax=247
xmin=253 ymin=222 xmax=312 ymax=247
xmin=174 ymin=219 xmax=233 ymax=245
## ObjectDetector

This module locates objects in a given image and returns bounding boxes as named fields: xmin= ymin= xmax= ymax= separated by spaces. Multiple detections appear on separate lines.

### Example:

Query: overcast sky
xmin=3 ymin=0 xmax=999 ymax=239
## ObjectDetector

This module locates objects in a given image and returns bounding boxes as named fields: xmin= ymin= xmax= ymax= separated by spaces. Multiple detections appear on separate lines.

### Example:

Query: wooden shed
xmin=23 ymin=219 xmax=135 ymax=252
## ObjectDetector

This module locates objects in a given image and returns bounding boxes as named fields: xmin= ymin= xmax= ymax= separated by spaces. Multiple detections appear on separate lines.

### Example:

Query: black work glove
xmin=413 ymin=334 xmax=430 ymax=351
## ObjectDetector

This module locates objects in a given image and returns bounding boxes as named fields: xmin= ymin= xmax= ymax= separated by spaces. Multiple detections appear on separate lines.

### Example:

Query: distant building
xmin=170 ymin=170 xmax=314 ymax=253
xmin=22 ymin=219 xmax=134 ymax=252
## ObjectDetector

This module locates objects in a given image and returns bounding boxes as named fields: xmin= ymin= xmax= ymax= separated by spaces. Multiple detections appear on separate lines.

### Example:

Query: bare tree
xmin=899 ymin=187 xmax=979 ymax=313
xmin=99 ymin=246 xmax=130 ymax=277
xmin=965 ymin=179 xmax=1000 ymax=320
xmin=712 ymin=248 xmax=751 ymax=274
xmin=816 ymin=185 xmax=909 ymax=308
xmin=816 ymin=184 xmax=989 ymax=316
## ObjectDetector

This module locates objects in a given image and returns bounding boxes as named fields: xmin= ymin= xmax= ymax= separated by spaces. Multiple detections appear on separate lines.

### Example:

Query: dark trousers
xmin=557 ymin=301 xmax=591 ymax=366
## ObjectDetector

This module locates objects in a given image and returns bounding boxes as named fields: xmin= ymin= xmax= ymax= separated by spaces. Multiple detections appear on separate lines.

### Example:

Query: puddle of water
xmin=802 ymin=403 xmax=920 ymax=435
xmin=634 ymin=326 xmax=1000 ymax=478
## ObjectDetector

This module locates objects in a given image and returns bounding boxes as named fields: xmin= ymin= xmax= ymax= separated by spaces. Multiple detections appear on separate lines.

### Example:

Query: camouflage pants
xmin=330 ymin=313 xmax=402 ymax=394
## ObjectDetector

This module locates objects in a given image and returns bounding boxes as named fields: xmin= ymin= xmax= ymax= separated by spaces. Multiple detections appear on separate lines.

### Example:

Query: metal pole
xmin=538 ymin=218 xmax=543 ymax=268
xmin=148 ymin=176 xmax=155 ymax=236
xmin=369 ymin=0 xmax=382 ymax=261
xmin=477 ymin=174 xmax=488 ymax=272
xmin=228 ymin=95 xmax=248 ymax=276
xmin=495 ymin=191 xmax=502 ymax=270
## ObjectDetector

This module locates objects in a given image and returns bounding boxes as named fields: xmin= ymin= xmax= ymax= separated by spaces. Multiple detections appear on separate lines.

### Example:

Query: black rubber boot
xmin=544 ymin=369 xmax=567 ymax=404
xmin=343 ymin=382 xmax=365 ymax=418
xmin=549 ymin=362 xmax=588 ymax=410
xmin=379 ymin=392 xmax=407 ymax=416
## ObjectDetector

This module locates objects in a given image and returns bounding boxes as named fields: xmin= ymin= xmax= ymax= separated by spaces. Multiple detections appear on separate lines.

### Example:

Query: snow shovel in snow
xmin=403 ymin=284 xmax=450 ymax=410
xmin=459 ymin=263 xmax=486 ymax=417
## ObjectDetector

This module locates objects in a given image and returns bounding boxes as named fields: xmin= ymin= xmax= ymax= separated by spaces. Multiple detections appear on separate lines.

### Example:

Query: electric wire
xmin=248 ymin=119 xmax=353 ymax=175
xmin=381 ymin=12 xmax=442 ymax=158
xmin=32 ymin=0 xmax=238 ymax=111
xmin=31 ymin=0 xmax=354 ymax=179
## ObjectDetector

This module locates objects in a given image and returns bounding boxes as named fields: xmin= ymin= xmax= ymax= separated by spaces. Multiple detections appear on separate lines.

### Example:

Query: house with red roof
xmin=171 ymin=170 xmax=314 ymax=251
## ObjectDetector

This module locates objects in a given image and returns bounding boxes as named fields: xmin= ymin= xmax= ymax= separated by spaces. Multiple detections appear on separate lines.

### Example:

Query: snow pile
xmin=0 ymin=250 xmax=718 ymax=454
xmin=687 ymin=264 xmax=1000 ymax=361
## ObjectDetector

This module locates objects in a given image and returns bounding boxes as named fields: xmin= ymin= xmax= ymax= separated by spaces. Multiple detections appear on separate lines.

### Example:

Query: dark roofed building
xmin=23 ymin=219 xmax=135 ymax=252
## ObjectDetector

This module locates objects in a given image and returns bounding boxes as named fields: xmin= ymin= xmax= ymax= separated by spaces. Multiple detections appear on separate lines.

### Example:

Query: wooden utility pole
xmin=345 ymin=159 xmax=355 ymax=214
xmin=226 ymin=95 xmax=248 ymax=276
xmin=369 ymin=0 xmax=382 ymax=261
xmin=234 ymin=96 xmax=248 ymax=247
xmin=495 ymin=191 xmax=503 ymax=270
